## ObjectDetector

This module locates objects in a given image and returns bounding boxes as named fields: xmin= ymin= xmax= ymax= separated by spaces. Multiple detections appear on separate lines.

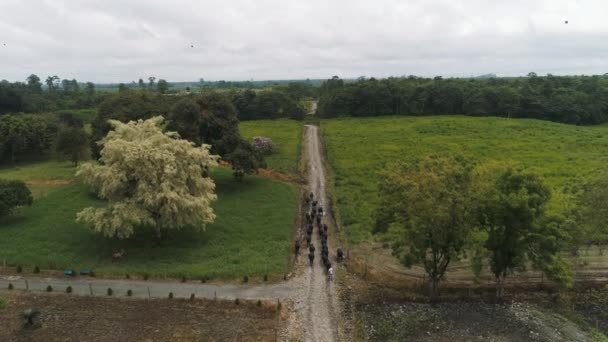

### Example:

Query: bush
xmin=168 ymin=292 xmax=174 ymax=299
xmin=263 ymin=274 xmax=268 ymax=282
xmin=234 ymin=298 xmax=240 ymax=305
xmin=8 ymin=283 xmax=13 ymax=290
xmin=16 ymin=265 xmax=22 ymax=273
xmin=33 ymin=266 xmax=40 ymax=274
xmin=66 ymin=286 xmax=72 ymax=293
xmin=243 ymin=275 xmax=248 ymax=283
xmin=46 ymin=285 xmax=52 ymax=292
xmin=251 ymin=136 xmax=275 ymax=155
xmin=107 ymin=288 xmax=113 ymax=296
xmin=127 ymin=289 xmax=132 ymax=297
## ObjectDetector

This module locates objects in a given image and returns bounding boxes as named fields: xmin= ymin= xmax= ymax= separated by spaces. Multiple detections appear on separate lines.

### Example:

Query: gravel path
xmin=283 ymin=124 xmax=341 ymax=342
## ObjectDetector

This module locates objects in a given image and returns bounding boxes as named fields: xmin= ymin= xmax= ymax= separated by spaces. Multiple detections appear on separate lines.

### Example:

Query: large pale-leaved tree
xmin=76 ymin=116 xmax=218 ymax=240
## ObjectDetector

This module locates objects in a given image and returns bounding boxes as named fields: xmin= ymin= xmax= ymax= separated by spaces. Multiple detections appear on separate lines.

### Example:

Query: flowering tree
xmin=251 ymin=136 xmax=275 ymax=155
xmin=77 ymin=116 xmax=219 ymax=240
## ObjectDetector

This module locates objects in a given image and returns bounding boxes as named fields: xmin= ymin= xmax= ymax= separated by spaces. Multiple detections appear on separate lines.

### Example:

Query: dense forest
xmin=317 ymin=74 xmax=608 ymax=125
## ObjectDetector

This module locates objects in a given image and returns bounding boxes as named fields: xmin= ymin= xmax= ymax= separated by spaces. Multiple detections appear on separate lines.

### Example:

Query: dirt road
xmin=282 ymin=125 xmax=341 ymax=341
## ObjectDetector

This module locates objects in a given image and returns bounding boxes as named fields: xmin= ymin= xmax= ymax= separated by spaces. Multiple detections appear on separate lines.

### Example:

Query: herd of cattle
xmin=295 ymin=192 xmax=343 ymax=280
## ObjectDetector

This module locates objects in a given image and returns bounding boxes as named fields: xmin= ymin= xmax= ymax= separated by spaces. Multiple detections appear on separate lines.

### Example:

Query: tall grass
xmin=321 ymin=115 xmax=608 ymax=243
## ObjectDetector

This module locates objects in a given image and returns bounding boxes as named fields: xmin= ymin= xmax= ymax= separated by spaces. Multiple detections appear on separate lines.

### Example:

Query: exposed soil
xmin=0 ymin=292 xmax=281 ymax=342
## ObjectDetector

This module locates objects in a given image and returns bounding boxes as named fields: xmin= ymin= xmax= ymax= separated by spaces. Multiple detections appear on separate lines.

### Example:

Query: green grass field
xmin=321 ymin=116 xmax=608 ymax=243
xmin=0 ymin=161 xmax=76 ymax=198
xmin=240 ymin=119 xmax=302 ymax=174
xmin=0 ymin=166 xmax=298 ymax=280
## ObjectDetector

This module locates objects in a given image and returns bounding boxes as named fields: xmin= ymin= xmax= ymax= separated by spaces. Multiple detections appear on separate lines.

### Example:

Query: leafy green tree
xmin=26 ymin=74 xmax=42 ymax=93
xmin=148 ymin=76 xmax=156 ymax=90
xmin=474 ymin=168 xmax=570 ymax=298
xmin=0 ymin=179 xmax=33 ymax=218
xmin=91 ymin=90 xmax=173 ymax=158
xmin=85 ymin=82 xmax=95 ymax=96
xmin=77 ymin=116 xmax=219 ymax=240
xmin=577 ymin=176 xmax=608 ymax=247
xmin=374 ymin=155 xmax=476 ymax=302
xmin=157 ymin=79 xmax=169 ymax=94
xmin=56 ymin=126 xmax=89 ymax=165
xmin=168 ymin=93 xmax=264 ymax=180
xmin=0 ymin=115 xmax=55 ymax=163
xmin=138 ymin=78 xmax=145 ymax=89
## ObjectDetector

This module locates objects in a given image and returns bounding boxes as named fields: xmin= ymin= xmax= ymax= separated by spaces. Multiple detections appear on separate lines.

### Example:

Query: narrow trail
xmin=285 ymin=124 xmax=340 ymax=342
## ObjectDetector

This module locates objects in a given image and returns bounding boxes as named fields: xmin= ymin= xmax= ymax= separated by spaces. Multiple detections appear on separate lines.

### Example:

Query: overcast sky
xmin=1 ymin=0 xmax=608 ymax=83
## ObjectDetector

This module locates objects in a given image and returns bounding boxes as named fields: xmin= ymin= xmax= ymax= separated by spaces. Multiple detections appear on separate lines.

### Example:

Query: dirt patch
xmin=25 ymin=179 xmax=72 ymax=187
xmin=0 ymin=292 xmax=281 ymax=342
xmin=256 ymin=168 xmax=304 ymax=185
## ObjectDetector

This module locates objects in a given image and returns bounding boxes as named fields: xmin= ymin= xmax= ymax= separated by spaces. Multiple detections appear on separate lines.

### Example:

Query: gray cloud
xmin=1 ymin=0 xmax=608 ymax=82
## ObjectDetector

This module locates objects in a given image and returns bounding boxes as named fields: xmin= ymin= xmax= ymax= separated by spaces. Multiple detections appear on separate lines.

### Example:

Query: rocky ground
xmin=354 ymin=287 xmax=608 ymax=342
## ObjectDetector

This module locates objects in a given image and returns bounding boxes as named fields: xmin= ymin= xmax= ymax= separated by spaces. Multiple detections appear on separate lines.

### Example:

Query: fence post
xmin=147 ymin=286 xmax=151 ymax=299
xmin=25 ymin=279 xmax=29 ymax=291
xmin=89 ymin=283 xmax=93 ymax=296
xmin=214 ymin=291 xmax=217 ymax=301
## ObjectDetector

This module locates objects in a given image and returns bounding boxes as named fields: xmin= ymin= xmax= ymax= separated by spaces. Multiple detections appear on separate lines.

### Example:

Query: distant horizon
xmin=5 ymin=71 xmax=608 ymax=86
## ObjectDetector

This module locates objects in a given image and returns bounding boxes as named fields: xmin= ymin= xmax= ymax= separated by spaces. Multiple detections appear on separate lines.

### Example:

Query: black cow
xmin=306 ymin=234 xmax=311 ymax=246
xmin=323 ymin=224 xmax=328 ymax=233
xmin=309 ymin=252 xmax=314 ymax=266
xmin=309 ymin=243 xmax=315 ymax=254
xmin=318 ymin=207 xmax=323 ymax=215
xmin=337 ymin=247 xmax=344 ymax=262
xmin=309 ymin=192 xmax=314 ymax=200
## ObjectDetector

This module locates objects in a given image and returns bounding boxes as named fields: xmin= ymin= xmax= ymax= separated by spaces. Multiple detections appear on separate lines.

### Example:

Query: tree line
xmin=317 ymin=74 xmax=608 ymax=125
xmin=0 ymin=74 xmax=103 ymax=114
xmin=375 ymin=155 xmax=608 ymax=301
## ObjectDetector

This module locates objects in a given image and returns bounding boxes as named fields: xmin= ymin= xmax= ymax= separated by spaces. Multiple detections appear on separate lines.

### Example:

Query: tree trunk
xmin=496 ymin=274 xmax=505 ymax=299
xmin=430 ymin=278 xmax=439 ymax=304
xmin=155 ymin=223 xmax=162 ymax=243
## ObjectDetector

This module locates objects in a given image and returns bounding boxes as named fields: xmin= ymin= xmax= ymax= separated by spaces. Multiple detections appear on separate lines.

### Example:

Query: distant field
xmin=0 ymin=166 xmax=298 ymax=280
xmin=0 ymin=161 xmax=76 ymax=198
xmin=321 ymin=116 xmax=608 ymax=243
xmin=240 ymin=119 xmax=302 ymax=174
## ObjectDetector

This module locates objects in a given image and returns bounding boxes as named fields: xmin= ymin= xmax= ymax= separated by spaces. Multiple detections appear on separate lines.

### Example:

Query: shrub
xmin=234 ymin=298 xmax=240 ymax=305
xmin=251 ymin=136 xmax=275 ymax=155
xmin=107 ymin=288 xmax=113 ymax=296
xmin=168 ymin=292 xmax=173 ymax=299
xmin=190 ymin=293 xmax=195 ymax=301
xmin=16 ymin=265 xmax=22 ymax=273
xmin=66 ymin=286 xmax=72 ymax=293
xmin=263 ymin=275 xmax=268 ymax=282
xmin=127 ymin=289 xmax=132 ymax=297
xmin=243 ymin=275 xmax=248 ymax=283
xmin=8 ymin=283 xmax=13 ymax=290
xmin=33 ymin=266 xmax=40 ymax=274
xmin=46 ymin=285 xmax=52 ymax=292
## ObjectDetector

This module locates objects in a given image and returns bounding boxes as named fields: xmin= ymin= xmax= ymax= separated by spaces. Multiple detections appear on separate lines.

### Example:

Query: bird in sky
xmin=565 ymin=20 xmax=568 ymax=24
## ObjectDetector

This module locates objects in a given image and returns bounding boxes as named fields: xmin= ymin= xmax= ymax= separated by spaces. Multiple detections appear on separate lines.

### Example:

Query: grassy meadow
xmin=321 ymin=115 xmax=608 ymax=243
xmin=240 ymin=119 xmax=302 ymax=174
xmin=0 ymin=164 xmax=298 ymax=280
